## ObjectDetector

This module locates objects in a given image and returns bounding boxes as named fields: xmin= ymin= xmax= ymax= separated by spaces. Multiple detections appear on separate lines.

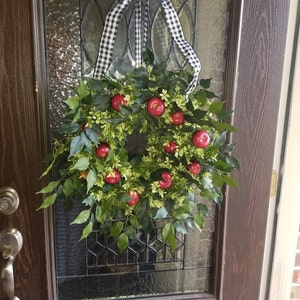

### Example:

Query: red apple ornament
xmin=188 ymin=162 xmax=201 ymax=175
xmin=192 ymin=130 xmax=210 ymax=148
xmin=126 ymin=192 xmax=140 ymax=206
xmin=111 ymin=94 xmax=127 ymax=111
xmin=104 ymin=169 xmax=121 ymax=185
xmin=171 ymin=112 xmax=184 ymax=126
xmin=147 ymin=98 xmax=165 ymax=117
xmin=164 ymin=142 xmax=177 ymax=153
xmin=158 ymin=172 xmax=172 ymax=189
xmin=96 ymin=143 xmax=110 ymax=158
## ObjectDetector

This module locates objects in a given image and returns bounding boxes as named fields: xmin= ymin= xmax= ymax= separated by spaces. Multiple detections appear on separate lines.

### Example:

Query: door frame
xmin=31 ymin=0 xmax=292 ymax=299
xmin=267 ymin=1 xmax=300 ymax=298
xmin=31 ymin=0 xmax=56 ymax=298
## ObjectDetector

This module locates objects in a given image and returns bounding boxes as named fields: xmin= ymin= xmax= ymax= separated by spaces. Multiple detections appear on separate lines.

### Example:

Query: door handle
xmin=0 ymin=187 xmax=19 ymax=215
xmin=0 ymin=228 xmax=23 ymax=300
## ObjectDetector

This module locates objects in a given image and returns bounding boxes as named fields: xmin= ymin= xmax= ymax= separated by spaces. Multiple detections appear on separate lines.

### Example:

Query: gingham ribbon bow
xmin=94 ymin=0 xmax=201 ymax=98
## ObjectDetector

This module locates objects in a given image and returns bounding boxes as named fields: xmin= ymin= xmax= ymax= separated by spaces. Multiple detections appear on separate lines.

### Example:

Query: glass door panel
xmin=44 ymin=0 xmax=230 ymax=298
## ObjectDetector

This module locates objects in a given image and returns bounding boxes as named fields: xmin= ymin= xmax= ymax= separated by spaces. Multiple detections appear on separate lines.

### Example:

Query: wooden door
xmin=0 ymin=0 xmax=54 ymax=299
xmin=0 ymin=0 xmax=291 ymax=299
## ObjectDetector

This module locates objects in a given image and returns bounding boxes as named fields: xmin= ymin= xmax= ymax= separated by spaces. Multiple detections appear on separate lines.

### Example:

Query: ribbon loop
xmin=94 ymin=0 xmax=133 ymax=77
xmin=94 ymin=0 xmax=201 ymax=98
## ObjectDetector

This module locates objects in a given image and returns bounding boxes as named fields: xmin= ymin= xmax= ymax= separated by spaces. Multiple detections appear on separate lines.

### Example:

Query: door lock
xmin=0 ymin=228 xmax=23 ymax=300
xmin=0 ymin=187 xmax=19 ymax=215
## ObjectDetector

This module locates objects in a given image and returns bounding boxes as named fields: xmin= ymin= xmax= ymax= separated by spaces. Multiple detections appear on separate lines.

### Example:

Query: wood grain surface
xmin=221 ymin=0 xmax=290 ymax=299
xmin=0 ymin=0 xmax=52 ymax=299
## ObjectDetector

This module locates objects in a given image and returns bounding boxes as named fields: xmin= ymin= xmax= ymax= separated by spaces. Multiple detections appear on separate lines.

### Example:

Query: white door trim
xmin=266 ymin=2 xmax=300 ymax=298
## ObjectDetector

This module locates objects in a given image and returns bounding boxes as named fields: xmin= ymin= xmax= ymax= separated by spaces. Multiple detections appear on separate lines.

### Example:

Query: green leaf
xmin=40 ymin=144 xmax=67 ymax=178
xmin=71 ymin=209 xmax=91 ymax=225
xmin=185 ymin=192 xmax=195 ymax=202
xmin=205 ymin=90 xmax=217 ymax=99
xmin=79 ymin=221 xmax=93 ymax=241
xmin=209 ymin=101 xmax=225 ymax=114
xmin=197 ymin=203 xmax=210 ymax=217
xmin=214 ymin=131 xmax=227 ymax=147
xmin=64 ymin=96 xmax=80 ymax=110
xmin=194 ymin=89 xmax=208 ymax=106
xmin=40 ymin=160 xmax=56 ymax=178
xmin=162 ymin=223 xmax=176 ymax=251
xmin=214 ymin=160 xmax=232 ymax=173
xmin=92 ymin=94 xmax=111 ymax=111
xmin=82 ymin=194 xmax=94 ymax=206
xmin=36 ymin=181 xmax=59 ymax=194
xmin=212 ymin=120 xmax=237 ymax=132
xmin=220 ymin=143 xmax=235 ymax=154
xmin=142 ymin=48 xmax=155 ymax=65
xmin=118 ymin=148 xmax=128 ymax=162
xmin=62 ymin=179 xmax=73 ymax=198
xmin=226 ymin=156 xmax=240 ymax=170
xmin=86 ymin=170 xmax=97 ymax=192
xmin=37 ymin=193 xmax=57 ymax=210
xmin=95 ymin=206 xmax=102 ymax=223
xmin=200 ymin=189 xmax=220 ymax=200
xmin=107 ymin=117 xmax=126 ymax=125
xmin=201 ymin=177 xmax=214 ymax=190
xmin=55 ymin=123 xmax=79 ymax=134
xmin=223 ymin=175 xmax=238 ymax=187
xmin=172 ymin=201 xmax=194 ymax=220
xmin=87 ymin=78 xmax=104 ymax=91
xmin=155 ymin=207 xmax=168 ymax=219
xmin=80 ymin=131 xmax=91 ymax=150
xmin=125 ymin=225 xmax=136 ymax=240
xmin=117 ymin=233 xmax=129 ymax=252
xmin=200 ymin=78 xmax=211 ymax=89
xmin=69 ymin=135 xmax=84 ymax=158
xmin=130 ymin=215 xmax=139 ymax=228
xmin=194 ymin=212 xmax=205 ymax=232
xmin=75 ymin=80 xmax=89 ymax=98
xmin=95 ymin=206 xmax=107 ymax=224
xmin=119 ymin=105 xmax=133 ymax=116
xmin=212 ymin=173 xmax=224 ymax=189
xmin=106 ymin=149 xmax=115 ymax=162
xmin=71 ymin=107 xmax=82 ymax=124
xmin=85 ymin=128 xmax=99 ymax=144
xmin=193 ymin=109 xmax=207 ymax=120
xmin=118 ymin=193 xmax=132 ymax=203
xmin=185 ymin=100 xmax=194 ymax=111
xmin=174 ymin=221 xmax=188 ymax=234
xmin=70 ymin=157 xmax=89 ymax=171
xmin=109 ymin=221 xmax=123 ymax=237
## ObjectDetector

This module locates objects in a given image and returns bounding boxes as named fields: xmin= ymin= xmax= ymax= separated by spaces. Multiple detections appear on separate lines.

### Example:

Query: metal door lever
xmin=0 ymin=228 xmax=23 ymax=300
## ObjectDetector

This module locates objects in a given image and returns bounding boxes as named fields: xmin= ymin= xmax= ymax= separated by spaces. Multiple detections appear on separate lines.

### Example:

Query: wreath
xmin=37 ymin=52 xmax=239 ymax=252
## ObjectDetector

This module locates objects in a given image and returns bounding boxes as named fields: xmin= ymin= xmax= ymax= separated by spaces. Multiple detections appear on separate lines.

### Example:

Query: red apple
xmin=171 ymin=112 xmax=184 ymax=126
xmin=188 ymin=162 xmax=201 ymax=175
xmin=147 ymin=98 xmax=165 ymax=117
xmin=192 ymin=130 xmax=210 ymax=148
xmin=96 ymin=143 xmax=110 ymax=158
xmin=111 ymin=94 xmax=127 ymax=111
xmin=158 ymin=172 xmax=172 ymax=189
xmin=126 ymin=192 xmax=140 ymax=206
xmin=104 ymin=169 xmax=121 ymax=185
xmin=164 ymin=142 xmax=177 ymax=153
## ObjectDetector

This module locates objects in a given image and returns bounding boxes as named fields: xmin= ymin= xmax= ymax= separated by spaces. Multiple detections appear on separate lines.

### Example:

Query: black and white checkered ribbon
xmin=94 ymin=0 xmax=201 ymax=98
